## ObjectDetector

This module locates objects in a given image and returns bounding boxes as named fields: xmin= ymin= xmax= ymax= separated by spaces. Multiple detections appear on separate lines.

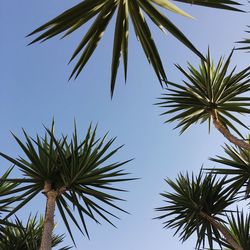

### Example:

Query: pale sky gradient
xmin=0 ymin=1 xmax=249 ymax=250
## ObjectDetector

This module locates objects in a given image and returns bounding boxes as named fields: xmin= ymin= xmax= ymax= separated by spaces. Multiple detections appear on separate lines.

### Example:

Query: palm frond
xmin=156 ymin=171 xmax=236 ymax=249
xmin=0 ymin=215 xmax=71 ymax=250
xmin=208 ymin=137 xmax=250 ymax=198
xmin=26 ymin=0 xmax=246 ymax=96
xmin=215 ymin=210 xmax=250 ymax=250
xmin=0 ymin=168 xmax=21 ymax=228
xmin=174 ymin=0 xmax=243 ymax=12
xmin=157 ymin=50 xmax=250 ymax=135
xmin=0 ymin=120 xmax=135 ymax=243
xmin=236 ymin=25 xmax=250 ymax=51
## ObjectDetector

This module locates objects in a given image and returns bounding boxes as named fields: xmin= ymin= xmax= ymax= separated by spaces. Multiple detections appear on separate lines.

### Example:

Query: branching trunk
xmin=200 ymin=212 xmax=243 ymax=250
xmin=40 ymin=181 xmax=58 ymax=250
xmin=210 ymin=110 xmax=250 ymax=151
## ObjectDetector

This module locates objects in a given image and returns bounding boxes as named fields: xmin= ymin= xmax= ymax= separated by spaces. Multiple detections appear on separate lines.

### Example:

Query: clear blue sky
xmin=0 ymin=1 xmax=249 ymax=249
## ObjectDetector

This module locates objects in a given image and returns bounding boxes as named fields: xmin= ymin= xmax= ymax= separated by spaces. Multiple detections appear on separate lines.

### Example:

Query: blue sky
xmin=0 ymin=1 xmax=249 ymax=249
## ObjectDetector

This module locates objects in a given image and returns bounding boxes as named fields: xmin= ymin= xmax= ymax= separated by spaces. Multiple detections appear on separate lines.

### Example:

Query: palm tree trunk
xmin=210 ymin=110 xmax=250 ymax=150
xmin=200 ymin=212 xmax=242 ymax=250
xmin=40 ymin=182 xmax=58 ymax=250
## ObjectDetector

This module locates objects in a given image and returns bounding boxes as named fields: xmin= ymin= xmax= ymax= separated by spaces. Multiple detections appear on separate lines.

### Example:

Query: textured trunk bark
xmin=200 ymin=212 xmax=242 ymax=250
xmin=40 ymin=182 xmax=58 ymax=250
xmin=211 ymin=110 xmax=250 ymax=151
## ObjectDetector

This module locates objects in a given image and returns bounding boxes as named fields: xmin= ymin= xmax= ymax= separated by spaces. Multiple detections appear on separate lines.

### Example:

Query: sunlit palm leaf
xmin=0 ymin=120 xmax=135 ymax=243
xmin=0 ymin=215 xmax=71 ymax=250
xmin=156 ymin=171 xmax=236 ymax=249
xmin=157 ymin=50 xmax=250 ymax=135
xmin=27 ymin=0 xmax=244 ymax=96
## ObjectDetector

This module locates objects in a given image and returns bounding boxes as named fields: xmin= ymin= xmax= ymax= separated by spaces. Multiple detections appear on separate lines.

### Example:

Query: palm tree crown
xmin=0 ymin=216 xmax=71 ymax=250
xmin=157 ymin=50 xmax=250 ymax=136
xmin=27 ymin=0 xmax=243 ymax=96
xmin=156 ymin=172 xmax=236 ymax=249
xmin=221 ymin=211 xmax=250 ymax=250
xmin=0 ymin=121 xmax=134 ymax=244
xmin=209 ymin=138 xmax=250 ymax=197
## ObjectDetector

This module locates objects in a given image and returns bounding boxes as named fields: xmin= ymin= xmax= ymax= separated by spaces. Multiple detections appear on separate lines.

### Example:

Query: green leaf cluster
xmin=156 ymin=172 xmax=236 ymax=249
xmin=0 ymin=216 xmax=70 ymax=250
xmin=221 ymin=211 xmax=250 ymax=250
xmin=0 ymin=121 xmax=134 ymax=244
xmin=27 ymin=0 xmax=246 ymax=96
xmin=209 ymin=138 xmax=250 ymax=197
xmin=157 ymin=51 xmax=250 ymax=135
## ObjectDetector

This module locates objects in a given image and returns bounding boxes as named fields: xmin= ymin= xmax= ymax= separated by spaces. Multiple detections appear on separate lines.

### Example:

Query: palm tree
xmin=220 ymin=211 xmax=250 ymax=250
xmin=0 ymin=121 xmax=134 ymax=250
xmin=0 ymin=215 xmax=71 ymax=250
xmin=156 ymin=171 xmax=242 ymax=250
xmin=157 ymin=50 xmax=250 ymax=150
xmin=27 ymin=0 xmax=244 ymax=96
xmin=208 ymin=138 xmax=250 ymax=197
xmin=0 ymin=170 xmax=69 ymax=249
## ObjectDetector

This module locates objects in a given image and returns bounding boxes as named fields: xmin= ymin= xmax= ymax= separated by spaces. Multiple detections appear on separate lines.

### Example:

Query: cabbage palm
xmin=0 ymin=177 xmax=69 ymax=250
xmin=220 ymin=211 xmax=250 ymax=250
xmin=0 ymin=121 xmax=134 ymax=250
xmin=156 ymin=172 xmax=242 ymax=250
xmin=208 ymin=139 xmax=250 ymax=197
xmin=0 ymin=216 xmax=71 ymax=250
xmin=27 ymin=0 xmax=243 ymax=96
xmin=157 ymin=51 xmax=250 ymax=150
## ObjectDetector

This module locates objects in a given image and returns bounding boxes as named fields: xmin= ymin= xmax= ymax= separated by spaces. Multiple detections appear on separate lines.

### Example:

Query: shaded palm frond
xmin=0 ymin=215 xmax=71 ymax=250
xmin=156 ymin=171 xmax=236 ymax=249
xmin=27 ymin=0 xmax=243 ymax=96
xmin=216 ymin=210 xmax=250 ymax=250
xmin=0 ymin=120 xmax=135 ymax=243
xmin=174 ymin=0 xmax=243 ymax=12
xmin=208 ymin=137 xmax=250 ymax=197
xmin=236 ymin=25 xmax=250 ymax=52
xmin=0 ymin=168 xmax=21 ymax=228
xmin=157 ymin=50 xmax=250 ymax=135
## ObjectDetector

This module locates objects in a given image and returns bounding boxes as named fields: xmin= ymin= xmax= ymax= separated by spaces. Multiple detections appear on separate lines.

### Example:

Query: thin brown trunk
xmin=40 ymin=182 xmax=58 ymax=250
xmin=210 ymin=110 xmax=250 ymax=151
xmin=200 ymin=212 xmax=242 ymax=250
